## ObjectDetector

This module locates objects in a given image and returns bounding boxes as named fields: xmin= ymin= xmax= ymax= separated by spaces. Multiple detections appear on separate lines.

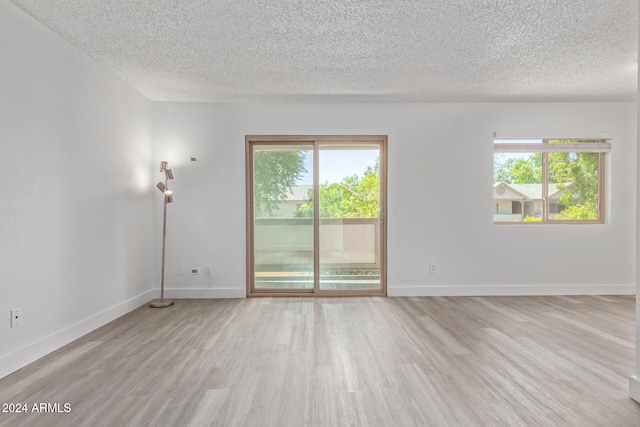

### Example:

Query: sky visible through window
xmin=299 ymin=150 xmax=379 ymax=185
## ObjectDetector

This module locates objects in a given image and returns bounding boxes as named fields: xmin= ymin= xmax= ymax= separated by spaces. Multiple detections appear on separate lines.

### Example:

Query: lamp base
xmin=149 ymin=298 xmax=175 ymax=308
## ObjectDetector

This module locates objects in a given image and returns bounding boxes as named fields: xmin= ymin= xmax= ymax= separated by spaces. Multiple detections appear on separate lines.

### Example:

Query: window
xmin=511 ymin=201 xmax=522 ymax=214
xmin=493 ymin=137 xmax=609 ymax=224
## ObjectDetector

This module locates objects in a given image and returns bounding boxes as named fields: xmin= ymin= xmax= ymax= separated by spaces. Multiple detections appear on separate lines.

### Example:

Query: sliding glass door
xmin=246 ymin=136 xmax=386 ymax=296
xmin=318 ymin=144 xmax=382 ymax=291
xmin=251 ymin=144 xmax=314 ymax=291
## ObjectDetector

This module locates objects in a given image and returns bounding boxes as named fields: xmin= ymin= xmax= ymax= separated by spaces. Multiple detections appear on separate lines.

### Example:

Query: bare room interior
xmin=1 ymin=0 xmax=640 ymax=425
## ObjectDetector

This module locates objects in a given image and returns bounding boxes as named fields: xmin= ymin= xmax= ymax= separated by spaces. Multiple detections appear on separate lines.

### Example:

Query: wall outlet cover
xmin=11 ymin=308 xmax=21 ymax=328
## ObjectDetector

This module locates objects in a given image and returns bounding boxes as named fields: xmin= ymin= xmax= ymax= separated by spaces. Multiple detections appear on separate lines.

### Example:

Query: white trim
xmin=629 ymin=376 xmax=640 ymax=402
xmin=164 ymin=287 xmax=246 ymax=299
xmin=0 ymin=289 xmax=155 ymax=380
xmin=388 ymin=284 xmax=635 ymax=297
xmin=494 ymin=131 xmax=612 ymax=140
xmin=494 ymin=142 xmax=611 ymax=153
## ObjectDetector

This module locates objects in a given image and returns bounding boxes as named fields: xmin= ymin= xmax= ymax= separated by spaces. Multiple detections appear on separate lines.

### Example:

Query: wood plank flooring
xmin=0 ymin=296 xmax=639 ymax=426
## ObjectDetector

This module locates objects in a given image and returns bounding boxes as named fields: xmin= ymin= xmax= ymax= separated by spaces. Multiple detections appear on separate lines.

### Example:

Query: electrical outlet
xmin=190 ymin=267 xmax=200 ymax=275
xmin=11 ymin=309 xmax=20 ymax=328
xmin=429 ymin=264 xmax=437 ymax=274
xmin=178 ymin=264 xmax=185 ymax=275
xmin=206 ymin=265 xmax=212 ymax=275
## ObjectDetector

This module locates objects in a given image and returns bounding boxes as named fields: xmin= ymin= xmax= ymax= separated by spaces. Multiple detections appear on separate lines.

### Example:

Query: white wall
xmin=629 ymin=0 xmax=640 ymax=401
xmin=153 ymin=102 xmax=636 ymax=297
xmin=0 ymin=0 xmax=154 ymax=378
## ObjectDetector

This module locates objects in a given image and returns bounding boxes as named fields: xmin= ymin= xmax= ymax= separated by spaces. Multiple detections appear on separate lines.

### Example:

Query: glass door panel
xmin=252 ymin=145 xmax=314 ymax=290
xmin=318 ymin=145 xmax=382 ymax=291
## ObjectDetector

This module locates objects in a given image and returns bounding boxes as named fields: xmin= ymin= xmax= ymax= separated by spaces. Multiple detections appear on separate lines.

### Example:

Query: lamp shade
xmin=156 ymin=182 xmax=166 ymax=192
xmin=160 ymin=161 xmax=168 ymax=172
xmin=165 ymin=169 xmax=174 ymax=180
xmin=165 ymin=191 xmax=173 ymax=203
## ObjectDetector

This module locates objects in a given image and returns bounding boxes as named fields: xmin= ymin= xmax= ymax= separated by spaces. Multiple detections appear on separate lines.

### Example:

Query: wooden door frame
xmin=246 ymin=135 xmax=387 ymax=297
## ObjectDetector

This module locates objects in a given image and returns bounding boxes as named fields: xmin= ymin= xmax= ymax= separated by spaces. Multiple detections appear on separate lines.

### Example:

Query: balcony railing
xmin=254 ymin=217 xmax=380 ymax=272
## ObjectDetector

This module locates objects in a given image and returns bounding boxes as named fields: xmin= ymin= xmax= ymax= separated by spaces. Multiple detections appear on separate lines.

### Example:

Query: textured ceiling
xmin=9 ymin=0 xmax=639 ymax=102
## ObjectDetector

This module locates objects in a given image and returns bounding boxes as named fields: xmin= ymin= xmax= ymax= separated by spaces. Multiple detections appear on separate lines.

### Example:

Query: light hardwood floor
xmin=1 ymin=296 xmax=639 ymax=426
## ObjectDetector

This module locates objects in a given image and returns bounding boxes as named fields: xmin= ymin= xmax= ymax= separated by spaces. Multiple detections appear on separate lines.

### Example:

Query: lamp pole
xmin=150 ymin=162 xmax=174 ymax=308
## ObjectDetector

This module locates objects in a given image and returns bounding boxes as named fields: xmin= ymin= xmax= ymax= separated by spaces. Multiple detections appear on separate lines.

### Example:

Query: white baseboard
xmin=164 ymin=287 xmax=246 ymax=299
xmin=388 ymin=283 xmax=636 ymax=297
xmin=0 ymin=289 xmax=155 ymax=380
xmin=630 ymin=376 xmax=640 ymax=402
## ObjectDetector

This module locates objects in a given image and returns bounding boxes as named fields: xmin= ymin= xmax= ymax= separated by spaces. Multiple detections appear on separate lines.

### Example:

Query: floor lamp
xmin=150 ymin=161 xmax=175 ymax=308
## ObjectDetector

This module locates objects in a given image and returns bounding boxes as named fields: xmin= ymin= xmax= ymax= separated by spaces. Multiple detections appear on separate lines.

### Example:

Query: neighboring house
xmin=272 ymin=185 xmax=312 ymax=217
xmin=494 ymin=182 xmax=576 ymax=221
